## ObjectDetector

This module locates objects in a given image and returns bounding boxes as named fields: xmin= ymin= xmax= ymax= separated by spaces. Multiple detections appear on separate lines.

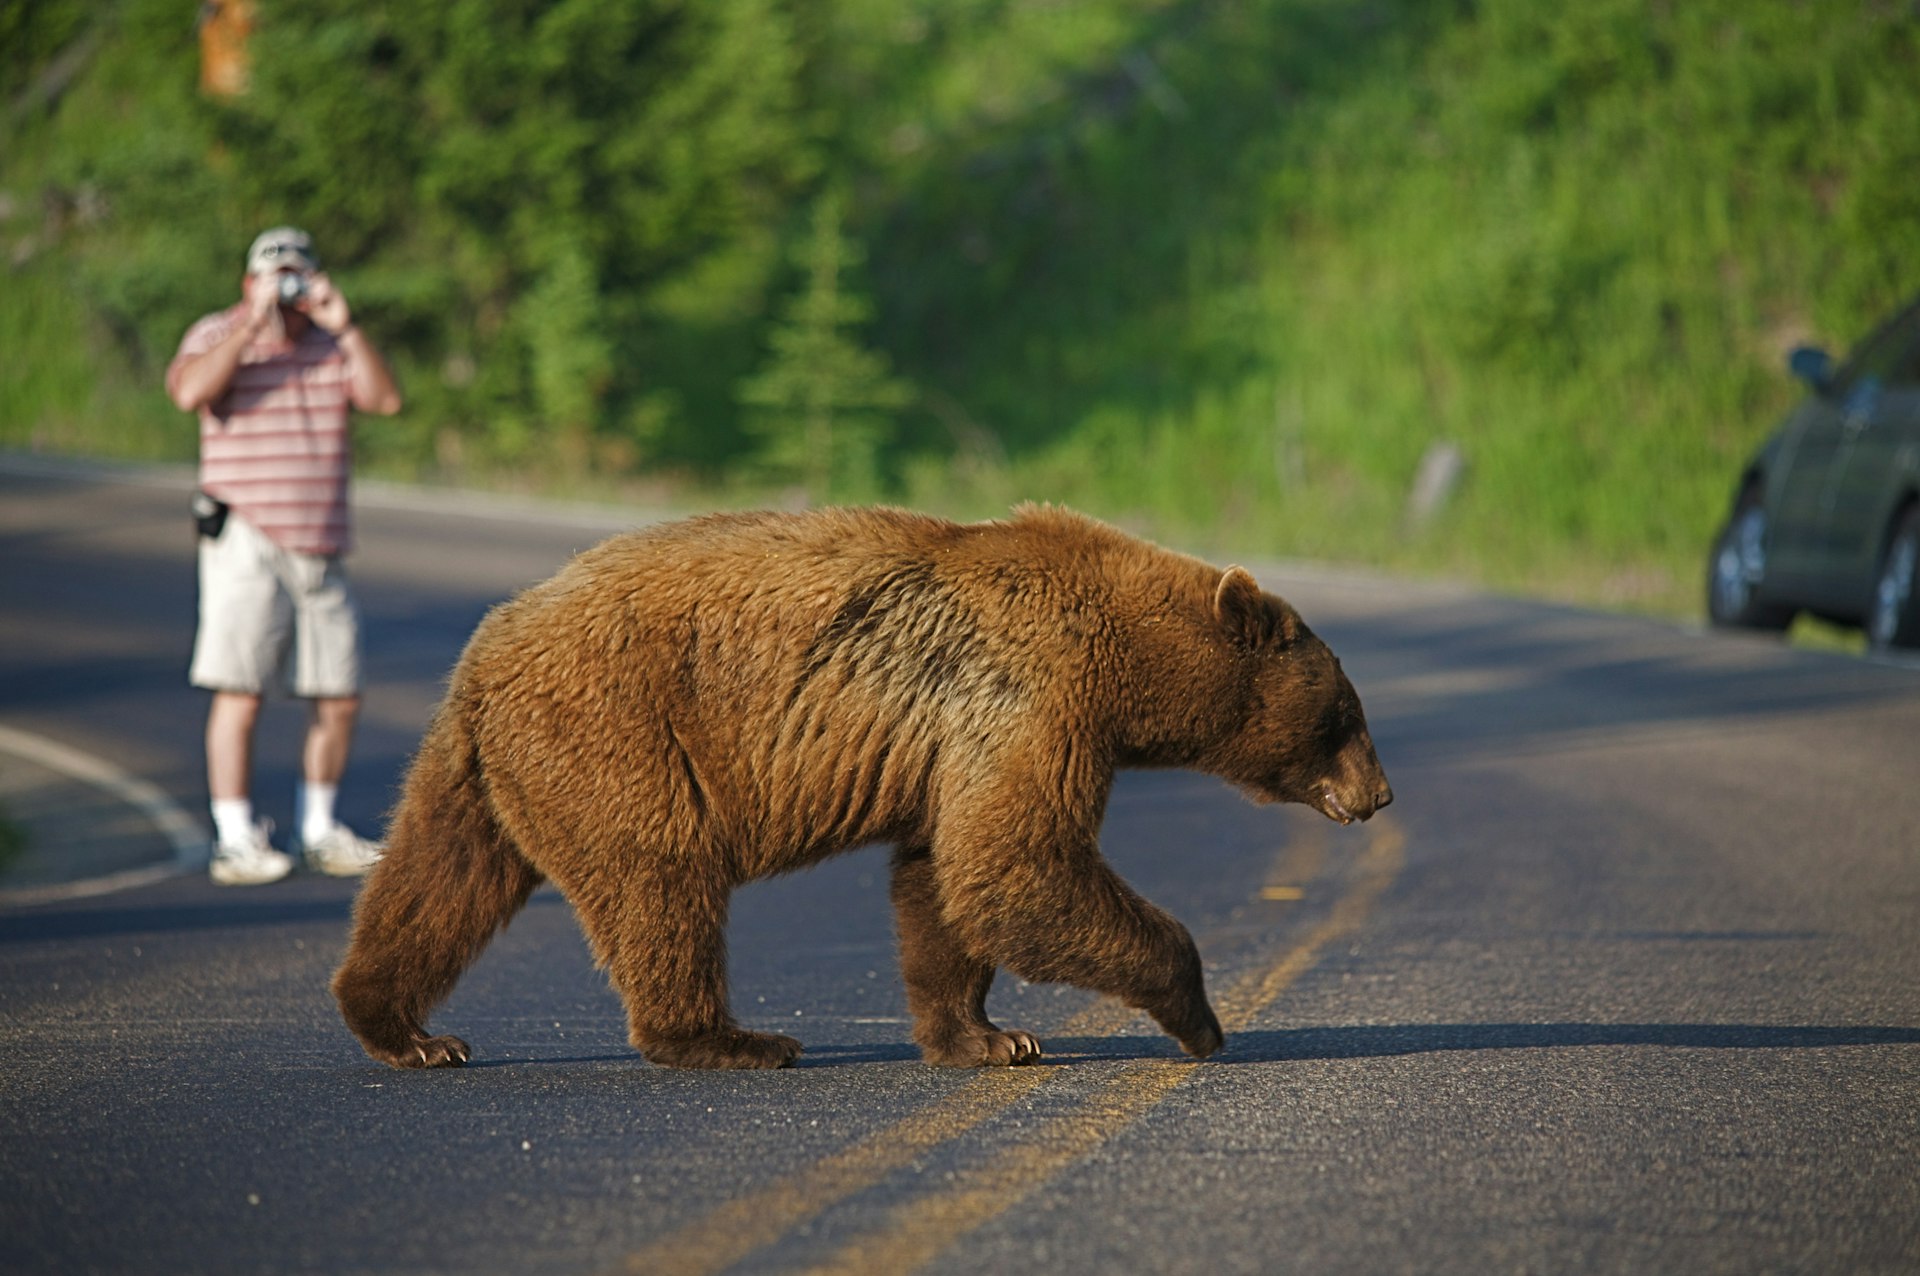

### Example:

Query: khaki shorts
xmin=189 ymin=512 xmax=361 ymax=698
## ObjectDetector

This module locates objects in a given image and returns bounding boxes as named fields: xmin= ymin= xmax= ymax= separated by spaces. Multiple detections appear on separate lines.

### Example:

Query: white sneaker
xmin=299 ymin=823 xmax=384 ymax=877
xmin=209 ymin=821 xmax=295 ymax=886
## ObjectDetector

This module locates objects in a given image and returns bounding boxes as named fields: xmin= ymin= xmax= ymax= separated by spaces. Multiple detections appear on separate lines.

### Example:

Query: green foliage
xmin=866 ymin=0 xmax=1920 ymax=610
xmin=219 ymin=0 xmax=816 ymax=477
xmin=4 ymin=0 xmax=1919 ymax=617
xmin=738 ymin=186 xmax=913 ymax=501
xmin=1 ymin=0 xmax=814 ymax=480
xmin=0 ymin=1 xmax=90 ymax=97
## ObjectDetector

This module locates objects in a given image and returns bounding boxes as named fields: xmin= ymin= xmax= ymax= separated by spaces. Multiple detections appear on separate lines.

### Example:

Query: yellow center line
xmin=792 ymin=814 xmax=1406 ymax=1276
xmin=1261 ymin=814 xmax=1328 ymax=902
xmin=616 ymin=812 xmax=1401 ymax=1276
xmin=619 ymin=995 xmax=1150 ymax=1274
xmin=617 ymin=1067 xmax=1057 ymax=1275
xmin=1215 ymin=815 xmax=1403 ymax=1035
xmin=794 ymin=1063 xmax=1198 ymax=1276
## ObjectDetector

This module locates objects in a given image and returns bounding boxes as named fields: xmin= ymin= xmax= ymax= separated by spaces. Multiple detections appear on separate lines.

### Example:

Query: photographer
xmin=166 ymin=226 xmax=402 ymax=885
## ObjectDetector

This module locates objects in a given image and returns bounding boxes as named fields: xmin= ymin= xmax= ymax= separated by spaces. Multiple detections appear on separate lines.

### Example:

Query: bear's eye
xmin=1313 ymin=693 xmax=1360 ymax=750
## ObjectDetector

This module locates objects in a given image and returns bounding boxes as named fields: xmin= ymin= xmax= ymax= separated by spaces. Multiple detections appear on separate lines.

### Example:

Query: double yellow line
xmin=621 ymin=811 xmax=1405 ymax=1275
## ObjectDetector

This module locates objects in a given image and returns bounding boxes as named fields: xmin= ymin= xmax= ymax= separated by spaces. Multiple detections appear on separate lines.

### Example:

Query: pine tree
xmin=738 ymin=186 xmax=914 ymax=502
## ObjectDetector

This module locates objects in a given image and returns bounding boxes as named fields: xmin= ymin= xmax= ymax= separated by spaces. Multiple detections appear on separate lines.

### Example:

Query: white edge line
xmin=0 ymin=723 xmax=208 ymax=906
xmin=0 ymin=863 xmax=185 ymax=908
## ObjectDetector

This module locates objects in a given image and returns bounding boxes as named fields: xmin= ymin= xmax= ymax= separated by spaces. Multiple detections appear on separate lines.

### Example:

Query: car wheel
xmin=1707 ymin=490 xmax=1794 ymax=631
xmin=1866 ymin=506 xmax=1920 ymax=650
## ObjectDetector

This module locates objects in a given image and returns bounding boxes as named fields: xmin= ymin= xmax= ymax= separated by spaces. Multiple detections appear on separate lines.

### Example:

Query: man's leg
xmin=192 ymin=510 xmax=293 ymax=880
xmin=299 ymin=694 xmax=382 ymax=874
xmin=297 ymin=694 xmax=358 ymax=841
xmin=207 ymin=690 xmax=264 ymax=803
xmin=204 ymin=689 xmax=291 ymax=883
xmin=287 ymin=541 xmax=376 ymax=871
xmin=303 ymin=694 xmax=360 ymax=789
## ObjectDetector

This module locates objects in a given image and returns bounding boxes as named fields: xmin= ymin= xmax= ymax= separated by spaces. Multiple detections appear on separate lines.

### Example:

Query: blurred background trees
xmin=2 ymin=0 xmax=1916 ymax=614
xmin=738 ymin=185 xmax=914 ymax=502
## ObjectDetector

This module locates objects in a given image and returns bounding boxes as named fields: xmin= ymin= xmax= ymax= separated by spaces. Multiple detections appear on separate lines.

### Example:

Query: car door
xmin=1771 ymin=301 xmax=1920 ymax=597
xmin=1825 ymin=308 xmax=1920 ymax=612
xmin=1766 ymin=393 xmax=1849 ymax=589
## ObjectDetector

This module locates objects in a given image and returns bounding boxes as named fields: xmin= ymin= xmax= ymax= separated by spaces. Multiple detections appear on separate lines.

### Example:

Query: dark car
xmin=1708 ymin=294 xmax=1920 ymax=650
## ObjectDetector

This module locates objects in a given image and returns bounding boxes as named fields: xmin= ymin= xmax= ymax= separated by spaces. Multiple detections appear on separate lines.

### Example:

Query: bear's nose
xmin=1374 ymin=783 xmax=1394 ymax=811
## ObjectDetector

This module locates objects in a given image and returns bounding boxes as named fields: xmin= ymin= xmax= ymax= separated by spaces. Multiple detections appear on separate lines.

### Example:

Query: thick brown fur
xmin=332 ymin=505 xmax=1390 ymax=1070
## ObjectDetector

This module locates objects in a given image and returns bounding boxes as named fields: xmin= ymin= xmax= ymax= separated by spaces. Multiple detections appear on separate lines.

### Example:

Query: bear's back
xmin=454 ymin=507 xmax=1147 ymax=867
xmin=512 ymin=504 xmax=1145 ymax=632
xmin=472 ymin=504 xmax=1220 ymax=713
xmin=445 ymin=505 xmax=1240 ymax=873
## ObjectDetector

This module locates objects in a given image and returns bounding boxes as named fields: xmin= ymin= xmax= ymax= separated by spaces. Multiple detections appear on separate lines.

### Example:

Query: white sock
xmin=299 ymin=782 xmax=339 ymax=844
xmin=211 ymin=798 xmax=256 ymax=848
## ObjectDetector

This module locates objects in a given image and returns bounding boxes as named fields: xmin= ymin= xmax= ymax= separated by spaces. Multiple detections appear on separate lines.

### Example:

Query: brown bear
xmin=332 ymin=504 xmax=1390 ymax=1070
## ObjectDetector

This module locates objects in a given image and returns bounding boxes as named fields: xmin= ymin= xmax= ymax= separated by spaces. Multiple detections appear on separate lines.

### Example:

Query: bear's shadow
xmin=901 ymin=1021 xmax=1920 ymax=1068
xmin=1216 ymin=1022 xmax=1920 ymax=1061
xmin=457 ymin=1021 xmax=1920 ymax=1071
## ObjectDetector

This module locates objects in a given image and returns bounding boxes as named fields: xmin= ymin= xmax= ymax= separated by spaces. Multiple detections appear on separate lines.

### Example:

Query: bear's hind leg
xmin=332 ymin=737 xmax=542 ymax=1068
xmin=891 ymin=846 xmax=1041 ymax=1067
xmin=580 ymin=862 xmax=800 ymax=1070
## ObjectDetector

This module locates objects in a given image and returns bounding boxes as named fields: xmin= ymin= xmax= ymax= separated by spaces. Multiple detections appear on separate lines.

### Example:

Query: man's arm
xmin=333 ymin=325 xmax=404 ymax=416
xmin=167 ymin=290 xmax=273 ymax=413
xmin=307 ymin=274 xmax=403 ymax=416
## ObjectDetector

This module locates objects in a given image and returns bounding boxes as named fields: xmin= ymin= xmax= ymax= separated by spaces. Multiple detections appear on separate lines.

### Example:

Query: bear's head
xmin=1207 ymin=567 xmax=1392 ymax=824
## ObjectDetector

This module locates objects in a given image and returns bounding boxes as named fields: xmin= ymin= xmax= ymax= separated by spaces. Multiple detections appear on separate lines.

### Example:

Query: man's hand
xmin=243 ymin=273 xmax=279 ymax=332
xmin=303 ymin=272 xmax=353 ymax=335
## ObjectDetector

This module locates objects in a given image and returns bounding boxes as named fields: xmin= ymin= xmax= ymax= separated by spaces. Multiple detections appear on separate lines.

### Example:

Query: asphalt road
xmin=2 ymin=458 xmax=1917 ymax=1275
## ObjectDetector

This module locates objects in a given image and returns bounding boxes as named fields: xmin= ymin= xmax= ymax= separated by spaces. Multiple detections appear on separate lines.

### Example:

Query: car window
xmin=1835 ymin=298 xmax=1920 ymax=392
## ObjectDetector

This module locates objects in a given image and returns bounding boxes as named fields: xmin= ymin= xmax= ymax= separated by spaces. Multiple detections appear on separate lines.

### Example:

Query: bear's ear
xmin=1211 ymin=566 xmax=1272 ymax=648
xmin=1213 ymin=566 xmax=1302 ymax=650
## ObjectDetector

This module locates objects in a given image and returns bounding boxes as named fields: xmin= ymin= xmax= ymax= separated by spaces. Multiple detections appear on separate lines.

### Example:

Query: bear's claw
xmin=920 ymin=1026 xmax=1044 ymax=1068
xmin=387 ymin=1034 xmax=470 ymax=1068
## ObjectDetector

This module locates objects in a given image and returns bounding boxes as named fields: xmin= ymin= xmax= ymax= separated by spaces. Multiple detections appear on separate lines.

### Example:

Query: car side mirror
xmin=1788 ymin=345 xmax=1836 ymax=393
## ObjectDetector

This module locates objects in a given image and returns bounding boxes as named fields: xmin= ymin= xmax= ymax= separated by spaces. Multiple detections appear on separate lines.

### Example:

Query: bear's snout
xmin=1318 ymin=745 xmax=1392 ymax=824
xmin=1368 ymin=780 xmax=1394 ymax=814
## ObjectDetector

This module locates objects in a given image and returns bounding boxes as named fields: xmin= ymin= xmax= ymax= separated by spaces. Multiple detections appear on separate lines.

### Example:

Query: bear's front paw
xmin=1175 ymin=1009 xmax=1224 ymax=1060
xmin=643 ymin=1028 xmax=803 ymax=1070
xmin=1141 ymin=993 xmax=1224 ymax=1060
xmin=919 ymin=1026 xmax=1043 ymax=1068
xmin=380 ymin=1033 xmax=471 ymax=1069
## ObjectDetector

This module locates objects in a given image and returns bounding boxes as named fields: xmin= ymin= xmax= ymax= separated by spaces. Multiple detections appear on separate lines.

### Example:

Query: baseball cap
xmin=246 ymin=226 xmax=319 ymax=275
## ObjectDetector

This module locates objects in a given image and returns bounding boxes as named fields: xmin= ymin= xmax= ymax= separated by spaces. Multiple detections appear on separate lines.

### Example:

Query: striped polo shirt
xmin=170 ymin=303 xmax=356 ymax=556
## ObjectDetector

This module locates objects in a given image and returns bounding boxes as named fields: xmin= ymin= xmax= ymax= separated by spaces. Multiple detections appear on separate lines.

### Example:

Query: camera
xmin=276 ymin=272 xmax=309 ymax=305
